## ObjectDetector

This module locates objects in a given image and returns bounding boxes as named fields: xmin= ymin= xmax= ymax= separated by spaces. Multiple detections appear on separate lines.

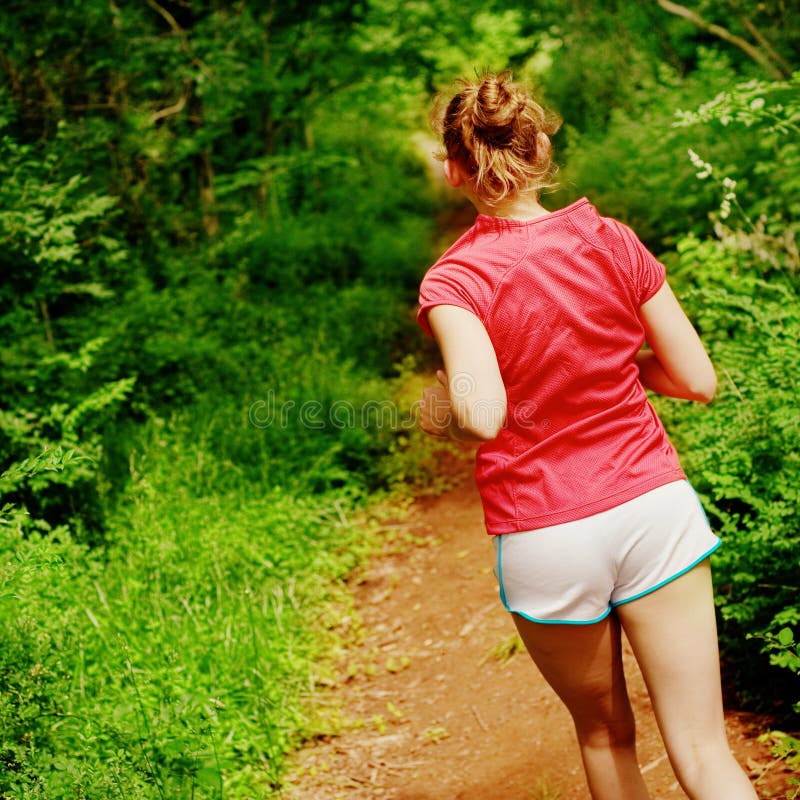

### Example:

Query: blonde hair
xmin=432 ymin=71 xmax=561 ymax=206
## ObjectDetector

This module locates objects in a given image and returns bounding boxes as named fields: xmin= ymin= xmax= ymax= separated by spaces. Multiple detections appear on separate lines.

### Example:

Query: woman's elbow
xmin=465 ymin=421 xmax=505 ymax=442
xmin=688 ymin=371 xmax=717 ymax=404
xmin=456 ymin=399 xmax=507 ymax=441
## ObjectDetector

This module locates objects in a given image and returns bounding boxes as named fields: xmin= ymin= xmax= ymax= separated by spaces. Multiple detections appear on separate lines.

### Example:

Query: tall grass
xmin=1 ymin=419 xmax=379 ymax=799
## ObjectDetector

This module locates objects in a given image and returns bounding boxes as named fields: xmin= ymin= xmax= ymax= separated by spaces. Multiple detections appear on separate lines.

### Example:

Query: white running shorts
xmin=493 ymin=480 xmax=721 ymax=625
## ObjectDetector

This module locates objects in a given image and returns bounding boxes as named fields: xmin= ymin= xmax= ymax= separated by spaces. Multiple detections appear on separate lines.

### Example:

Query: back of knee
xmin=575 ymin=715 xmax=637 ymax=750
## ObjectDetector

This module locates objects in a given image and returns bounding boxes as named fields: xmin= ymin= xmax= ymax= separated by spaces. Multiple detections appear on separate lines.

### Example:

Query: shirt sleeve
xmin=417 ymin=263 xmax=485 ymax=337
xmin=608 ymin=220 xmax=666 ymax=305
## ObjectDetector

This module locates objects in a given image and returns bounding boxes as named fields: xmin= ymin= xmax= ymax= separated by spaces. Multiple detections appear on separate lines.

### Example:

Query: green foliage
xmin=359 ymin=0 xmax=541 ymax=84
xmin=0 ymin=437 xmax=374 ymax=799
xmin=0 ymin=128 xmax=126 ymax=308
xmin=553 ymin=49 xmax=766 ymax=244
xmin=755 ymin=627 xmax=800 ymax=681
xmin=653 ymin=73 xmax=799 ymax=719
xmin=0 ymin=2 xmax=443 ymax=794
xmin=673 ymin=72 xmax=800 ymax=135
xmin=537 ymin=0 xmax=798 ymax=128
xmin=0 ymin=391 xmax=134 ymax=551
xmin=660 ymin=273 xmax=800 ymax=710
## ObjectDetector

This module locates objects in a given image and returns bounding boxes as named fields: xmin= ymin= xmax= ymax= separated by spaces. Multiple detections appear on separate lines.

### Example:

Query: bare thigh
xmin=511 ymin=613 xmax=635 ymax=742
xmin=615 ymin=560 xmax=729 ymax=766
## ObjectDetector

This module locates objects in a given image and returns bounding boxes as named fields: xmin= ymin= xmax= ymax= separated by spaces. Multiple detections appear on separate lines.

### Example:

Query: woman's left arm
xmin=419 ymin=305 xmax=507 ymax=442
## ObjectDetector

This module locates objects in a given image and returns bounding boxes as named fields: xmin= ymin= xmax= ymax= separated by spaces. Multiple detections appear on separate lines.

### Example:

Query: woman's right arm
xmin=636 ymin=281 xmax=717 ymax=403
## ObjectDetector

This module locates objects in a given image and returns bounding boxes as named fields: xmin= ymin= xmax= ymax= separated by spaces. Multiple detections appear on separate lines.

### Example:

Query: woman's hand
xmin=419 ymin=369 xmax=497 ymax=442
xmin=419 ymin=370 xmax=452 ymax=439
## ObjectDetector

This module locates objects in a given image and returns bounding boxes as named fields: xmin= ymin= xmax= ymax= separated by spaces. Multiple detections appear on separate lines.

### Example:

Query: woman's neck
xmin=467 ymin=188 xmax=550 ymax=221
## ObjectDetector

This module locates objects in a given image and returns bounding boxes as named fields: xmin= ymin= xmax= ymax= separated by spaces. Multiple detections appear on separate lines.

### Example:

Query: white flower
xmin=687 ymin=148 xmax=703 ymax=167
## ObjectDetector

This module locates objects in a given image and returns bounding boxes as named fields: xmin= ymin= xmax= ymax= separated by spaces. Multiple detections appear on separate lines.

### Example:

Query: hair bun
xmin=474 ymin=75 xmax=524 ymax=128
xmin=433 ymin=71 xmax=561 ymax=205
xmin=466 ymin=75 xmax=527 ymax=148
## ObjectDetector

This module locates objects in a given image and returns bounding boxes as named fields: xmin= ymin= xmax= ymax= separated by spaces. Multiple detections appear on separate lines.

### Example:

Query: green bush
xmin=658 ymin=275 xmax=800 ymax=711
xmin=553 ymin=51 xmax=796 ymax=248
xmin=653 ymin=73 xmax=800 ymax=715
xmin=0 ymin=431 xmax=376 ymax=799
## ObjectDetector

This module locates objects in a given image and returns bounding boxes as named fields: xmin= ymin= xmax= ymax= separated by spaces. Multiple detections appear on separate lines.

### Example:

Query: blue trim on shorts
xmin=689 ymin=482 xmax=713 ymax=526
xmin=496 ymin=535 xmax=613 ymax=626
xmin=610 ymin=538 xmax=722 ymax=608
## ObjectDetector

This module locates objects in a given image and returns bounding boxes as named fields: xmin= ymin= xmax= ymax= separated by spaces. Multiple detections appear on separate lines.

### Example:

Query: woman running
xmin=416 ymin=71 xmax=757 ymax=800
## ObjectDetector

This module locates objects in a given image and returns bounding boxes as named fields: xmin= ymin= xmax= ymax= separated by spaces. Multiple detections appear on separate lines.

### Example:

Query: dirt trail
xmin=286 ymin=463 xmax=791 ymax=800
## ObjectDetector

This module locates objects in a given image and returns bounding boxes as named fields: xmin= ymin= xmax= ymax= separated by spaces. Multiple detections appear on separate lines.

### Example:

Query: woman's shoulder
xmin=424 ymin=216 xmax=525 ymax=277
xmin=534 ymin=198 xmax=645 ymax=257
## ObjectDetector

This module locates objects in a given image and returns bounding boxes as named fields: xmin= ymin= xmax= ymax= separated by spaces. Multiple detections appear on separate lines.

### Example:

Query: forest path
xmin=284 ymin=462 xmax=789 ymax=799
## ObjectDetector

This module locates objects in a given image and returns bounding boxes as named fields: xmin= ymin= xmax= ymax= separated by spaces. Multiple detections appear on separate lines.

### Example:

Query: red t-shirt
xmin=417 ymin=197 xmax=686 ymax=535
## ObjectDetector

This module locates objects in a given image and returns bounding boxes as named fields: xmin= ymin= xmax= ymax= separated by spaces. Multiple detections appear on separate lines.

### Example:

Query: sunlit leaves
xmin=674 ymin=72 xmax=800 ymax=134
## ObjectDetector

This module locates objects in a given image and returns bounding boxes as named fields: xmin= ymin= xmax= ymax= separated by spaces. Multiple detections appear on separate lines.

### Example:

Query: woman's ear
xmin=443 ymin=158 xmax=465 ymax=188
